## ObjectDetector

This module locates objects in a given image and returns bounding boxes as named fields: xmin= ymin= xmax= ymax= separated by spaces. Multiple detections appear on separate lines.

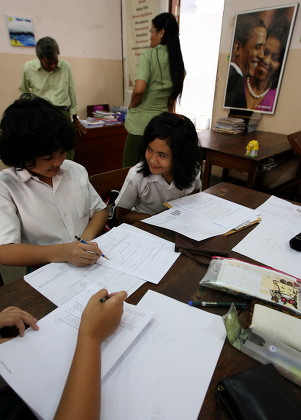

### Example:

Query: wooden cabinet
xmin=74 ymin=124 xmax=127 ymax=176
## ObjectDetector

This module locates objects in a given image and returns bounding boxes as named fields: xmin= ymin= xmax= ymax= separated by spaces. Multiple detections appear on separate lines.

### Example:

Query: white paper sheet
xmin=25 ymin=262 xmax=145 ymax=306
xmin=0 ymin=284 xmax=154 ymax=420
xmin=256 ymin=195 xmax=301 ymax=234
xmin=143 ymin=206 xmax=227 ymax=241
xmin=93 ymin=224 xmax=179 ymax=283
xmin=168 ymin=192 xmax=258 ymax=228
xmin=233 ymin=222 xmax=301 ymax=279
xmin=101 ymin=290 xmax=226 ymax=420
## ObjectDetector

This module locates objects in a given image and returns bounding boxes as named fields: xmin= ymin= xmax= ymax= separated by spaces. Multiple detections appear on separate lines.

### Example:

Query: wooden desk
xmin=199 ymin=130 xmax=293 ymax=190
xmin=74 ymin=124 xmax=127 ymax=176
xmin=0 ymin=183 xmax=300 ymax=419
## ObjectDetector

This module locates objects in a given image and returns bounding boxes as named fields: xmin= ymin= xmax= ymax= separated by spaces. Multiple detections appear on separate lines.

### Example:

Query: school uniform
xmin=115 ymin=162 xmax=201 ymax=214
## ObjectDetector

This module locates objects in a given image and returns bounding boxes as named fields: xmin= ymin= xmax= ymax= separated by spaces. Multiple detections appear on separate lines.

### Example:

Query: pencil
xmin=188 ymin=301 xmax=248 ymax=308
xmin=74 ymin=235 xmax=109 ymax=260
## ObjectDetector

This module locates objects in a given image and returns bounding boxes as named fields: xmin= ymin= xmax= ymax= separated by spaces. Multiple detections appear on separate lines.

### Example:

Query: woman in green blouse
xmin=123 ymin=12 xmax=185 ymax=167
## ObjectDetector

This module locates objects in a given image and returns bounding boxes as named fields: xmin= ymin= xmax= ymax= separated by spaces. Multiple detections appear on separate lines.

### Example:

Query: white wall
xmin=0 ymin=0 xmax=122 ymax=59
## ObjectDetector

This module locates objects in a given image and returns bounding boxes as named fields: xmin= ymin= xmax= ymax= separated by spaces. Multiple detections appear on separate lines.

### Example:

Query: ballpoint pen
xmin=75 ymin=235 xmax=109 ymax=260
xmin=188 ymin=301 xmax=248 ymax=308
xmin=99 ymin=296 xmax=109 ymax=303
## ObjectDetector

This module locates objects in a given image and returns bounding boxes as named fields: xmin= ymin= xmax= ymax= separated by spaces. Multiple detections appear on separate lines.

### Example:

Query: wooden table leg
xmin=202 ymin=161 xmax=212 ymax=190
xmin=246 ymin=164 xmax=258 ymax=188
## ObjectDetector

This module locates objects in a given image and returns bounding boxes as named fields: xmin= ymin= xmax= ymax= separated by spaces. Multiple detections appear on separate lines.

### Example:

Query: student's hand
xmin=64 ymin=241 xmax=102 ymax=267
xmin=79 ymin=289 xmax=127 ymax=343
xmin=73 ymin=119 xmax=87 ymax=136
xmin=0 ymin=306 xmax=39 ymax=337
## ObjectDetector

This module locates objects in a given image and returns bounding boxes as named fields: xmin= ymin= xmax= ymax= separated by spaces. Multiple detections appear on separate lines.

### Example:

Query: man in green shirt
xmin=19 ymin=37 xmax=86 ymax=159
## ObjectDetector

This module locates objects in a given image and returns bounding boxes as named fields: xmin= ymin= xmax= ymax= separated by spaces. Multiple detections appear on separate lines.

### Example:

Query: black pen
xmin=99 ymin=296 xmax=109 ymax=303
xmin=75 ymin=235 xmax=109 ymax=260
xmin=188 ymin=301 xmax=248 ymax=308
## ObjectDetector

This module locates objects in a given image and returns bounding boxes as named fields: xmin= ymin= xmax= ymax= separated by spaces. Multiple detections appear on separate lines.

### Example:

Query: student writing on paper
xmin=0 ymin=94 xmax=108 ymax=271
xmin=0 ymin=290 xmax=126 ymax=420
xmin=55 ymin=289 xmax=126 ymax=420
xmin=116 ymin=112 xmax=201 ymax=224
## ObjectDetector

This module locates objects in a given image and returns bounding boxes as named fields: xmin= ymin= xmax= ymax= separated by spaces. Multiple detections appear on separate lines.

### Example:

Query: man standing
xmin=225 ymin=15 xmax=267 ymax=109
xmin=19 ymin=37 xmax=86 ymax=159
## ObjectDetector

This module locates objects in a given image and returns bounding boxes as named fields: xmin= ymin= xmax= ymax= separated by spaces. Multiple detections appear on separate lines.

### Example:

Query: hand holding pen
xmin=80 ymin=289 xmax=127 ymax=342
xmin=75 ymin=235 xmax=109 ymax=260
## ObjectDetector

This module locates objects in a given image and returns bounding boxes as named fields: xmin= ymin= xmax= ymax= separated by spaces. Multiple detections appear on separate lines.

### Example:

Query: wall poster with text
xmin=224 ymin=4 xmax=298 ymax=115
xmin=125 ymin=0 xmax=162 ymax=91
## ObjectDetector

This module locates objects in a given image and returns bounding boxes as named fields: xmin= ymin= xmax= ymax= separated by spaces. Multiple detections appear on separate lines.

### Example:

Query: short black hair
xmin=139 ymin=112 xmax=200 ymax=190
xmin=36 ymin=37 xmax=60 ymax=59
xmin=0 ymin=94 xmax=76 ymax=169
xmin=234 ymin=15 xmax=266 ymax=46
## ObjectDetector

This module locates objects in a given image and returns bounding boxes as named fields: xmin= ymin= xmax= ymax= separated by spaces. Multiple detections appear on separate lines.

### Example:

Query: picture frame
xmin=224 ymin=4 xmax=299 ymax=115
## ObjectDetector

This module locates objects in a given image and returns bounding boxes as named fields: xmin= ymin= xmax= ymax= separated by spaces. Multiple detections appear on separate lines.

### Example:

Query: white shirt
xmin=0 ymin=160 xmax=106 ymax=245
xmin=115 ymin=163 xmax=201 ymax=214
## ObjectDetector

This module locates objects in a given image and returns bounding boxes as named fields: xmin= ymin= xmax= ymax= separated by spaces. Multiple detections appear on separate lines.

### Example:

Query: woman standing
xmin=123 ymin=12 xmax=185 ymax=167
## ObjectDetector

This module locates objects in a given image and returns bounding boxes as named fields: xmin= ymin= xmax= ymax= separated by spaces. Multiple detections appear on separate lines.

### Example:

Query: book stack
xmin=212 ymin=117 xmax=245 ymax=134
xmin=79 ymin=117 xmax=105 ymax=128
xmin=92 ymin=110 xmax=121 ymax=125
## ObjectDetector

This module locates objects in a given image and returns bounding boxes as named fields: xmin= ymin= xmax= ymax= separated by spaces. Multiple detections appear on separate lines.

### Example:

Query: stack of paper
xmin=79 ymin=117 xmax=105 ymax=128
xmin=212 ymin=117 xmax=245 ymax=134
xmin=143 ymin=192 xmax=259 ymax=241
xmin=0 ymin=288 xmax=226 ymax=420
xmin=93 ymin=224 xmax=179 ymax=284
xmin=0 ymin=284 xmax=155 ymax=420
xmin=92 ymin=110 xmax=121 ymax=125
xmin=233 ymin=195 xmax=301 ymax=279
xmin=25 ymin=223 xmax=179 ymax=306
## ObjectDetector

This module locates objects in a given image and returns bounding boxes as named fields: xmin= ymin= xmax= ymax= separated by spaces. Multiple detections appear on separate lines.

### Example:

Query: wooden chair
xmin=261 ymin=131 xmax=301 ymax=201
xmin=89 ymin=167 xmax=131 ymax=200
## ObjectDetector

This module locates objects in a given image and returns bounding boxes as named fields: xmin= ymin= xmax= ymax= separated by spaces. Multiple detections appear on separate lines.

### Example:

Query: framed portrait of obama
xmin=224 ymin=4 xmax=298 ymax=115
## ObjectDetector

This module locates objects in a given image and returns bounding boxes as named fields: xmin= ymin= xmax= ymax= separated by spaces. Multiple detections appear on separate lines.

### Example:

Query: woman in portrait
xmin=245 ymin=18 xmax=290 ymax=112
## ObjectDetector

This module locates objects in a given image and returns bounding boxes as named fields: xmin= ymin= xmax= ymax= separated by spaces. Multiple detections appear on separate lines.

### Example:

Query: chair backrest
xmin=288 ymin=131 xmax=301 ymax=156
xmin=89 ymin=167 xmax=131 ymax=200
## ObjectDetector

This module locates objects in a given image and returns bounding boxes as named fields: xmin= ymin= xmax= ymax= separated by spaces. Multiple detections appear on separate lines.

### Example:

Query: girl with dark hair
xmin=116 ymin=112 xmax=201 ymax=224
xmin=0 ymin=94 xmax=107 ymax=269
xmin=123 ymin=12 xmax=185 ymax=167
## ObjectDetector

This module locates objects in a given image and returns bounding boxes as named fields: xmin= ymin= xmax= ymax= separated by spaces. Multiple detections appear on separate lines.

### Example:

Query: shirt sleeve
xmin=0 ymin=185 xmax=21 ymax=244
xmin=115 ymin=167 xmax=140 ymax=210
xmin=66 ymin=62 xmax=78 ymax=116
xmin=136 ymin=49 xmax=151 ymax=83
xmin=88 ymin=182 xmax=107 ymax=217
xmin=19 ymin=64 xmax=30 ymax=94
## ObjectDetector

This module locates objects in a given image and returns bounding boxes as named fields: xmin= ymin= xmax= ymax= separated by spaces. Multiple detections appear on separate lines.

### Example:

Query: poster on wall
xmin=5 ymin=15 xmax=36 ymax=47
xmin=224 ymin=4 xmax=298 ymax=115
xmin=125 ymin=0 xmax=162 ymax=91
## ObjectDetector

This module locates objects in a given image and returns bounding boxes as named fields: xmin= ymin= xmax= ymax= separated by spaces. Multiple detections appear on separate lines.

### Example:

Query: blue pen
xmin=75 ymin=235 xmax=109 ymax=260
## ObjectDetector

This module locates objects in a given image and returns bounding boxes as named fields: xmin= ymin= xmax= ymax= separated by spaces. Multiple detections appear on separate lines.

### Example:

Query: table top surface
xmin=0 ymin=182 xmax=300 ymax=419
xmin=198 ymin=130 xmax=291 ymax=162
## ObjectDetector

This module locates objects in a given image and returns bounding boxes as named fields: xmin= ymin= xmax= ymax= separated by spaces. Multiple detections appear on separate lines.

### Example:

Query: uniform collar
xmin=16 ymin=165 xmax=65 ymax=184
xmin=148 ymin=173 xmax=175 ymax=189
xmin=37 ymin=58 xmax=62 ymax=71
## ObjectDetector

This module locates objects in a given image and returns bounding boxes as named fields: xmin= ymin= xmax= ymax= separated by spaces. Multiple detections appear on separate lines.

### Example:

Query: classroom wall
xmin=0 ymin=0 xmax=124 ymax=118
xmin=212 ymin=0 xmax=301 ymax=134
